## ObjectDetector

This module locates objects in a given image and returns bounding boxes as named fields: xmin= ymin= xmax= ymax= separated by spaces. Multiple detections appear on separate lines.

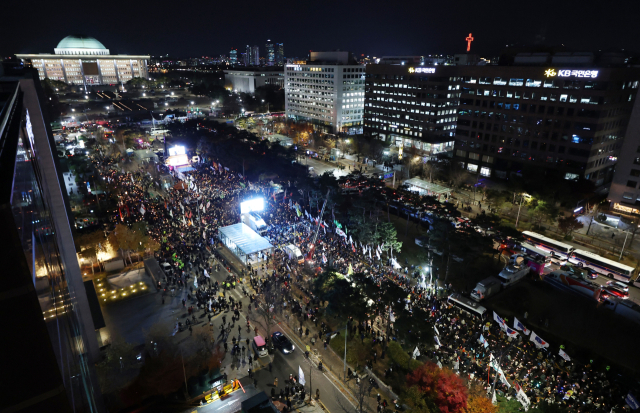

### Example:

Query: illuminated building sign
xmin=408 ymin=67 xmax=435 ymax=74
xmin=544 ymin=69 xmax=599 ymax=78
xmin=25 ymin=109 xmax=35 ymax=148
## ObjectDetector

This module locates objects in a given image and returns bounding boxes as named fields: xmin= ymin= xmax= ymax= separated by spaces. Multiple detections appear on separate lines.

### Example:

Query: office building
xmin=452 ymin=64 xmax=640 ymax=182
xmin=364 ymin=64 xmax=458 ymax=158
xmin=275 ymin=43 xmax=284 ymax=65
xmin=230 ymin=49 xmax=238 ymax=65
xmin=285 ymin=51 xmax=364 ymax=134
xmin=224 ymin=67 xmax=284 ymax=94
xmin=244 ymin=45 xmax=259 ymax=66
xmin=266 ymin=41 xmax=275 ymax=66
xmin=607 ymin=90 xmax=640 ymax=215
xmin=16 ymin=35 xmax=149 ymax=90
xmin=0 ymin=67 xmax=103 ymax=411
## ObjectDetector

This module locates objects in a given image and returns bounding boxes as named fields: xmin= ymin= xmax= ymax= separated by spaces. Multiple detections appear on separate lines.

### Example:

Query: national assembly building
xmin=16 ymin=35 xmax=149 ymax=90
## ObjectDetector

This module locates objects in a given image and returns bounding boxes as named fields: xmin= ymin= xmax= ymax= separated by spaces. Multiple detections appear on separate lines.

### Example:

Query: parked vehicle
xmin=470 ymin=277 xmax=502 ymax=302
xmin=285 ymin=244 xmax=304 ymax=264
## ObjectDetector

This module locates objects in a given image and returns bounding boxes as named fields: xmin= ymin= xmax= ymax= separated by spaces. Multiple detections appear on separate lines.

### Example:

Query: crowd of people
xmin=91 ymin=151 xmax=633 ymax=412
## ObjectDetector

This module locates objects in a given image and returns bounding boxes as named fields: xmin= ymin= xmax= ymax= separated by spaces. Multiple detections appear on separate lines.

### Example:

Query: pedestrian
xmin=274 ymin=377 xmax=278 ymax=387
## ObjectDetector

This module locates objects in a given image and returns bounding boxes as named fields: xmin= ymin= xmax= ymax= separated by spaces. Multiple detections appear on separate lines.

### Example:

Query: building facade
xmin=607 ymin=88 xmax=640 ymax=215
xmin=453 ymin=66 xmax=640 ymax=182
xmin=224 ymin=68 xmax=284 ymax=94
xmin=0 ymin=70 xmax=103 ymax=411
xmin=364 ymin=64 xmax=458 ymax=158
xmin=285 ymin=51 xmax=364 ymax=134
xmin=275 ymin=43 xmax=284 ymax=65
xmin=266 ymin=41 xmax=275 ymax=66
xmin=230 ymin=49 xmax=238 ymax=65
xmin=16 ymin=35 xmax=149 ymax=91
xmin=244 ymin=45 xmax=260 ymax=66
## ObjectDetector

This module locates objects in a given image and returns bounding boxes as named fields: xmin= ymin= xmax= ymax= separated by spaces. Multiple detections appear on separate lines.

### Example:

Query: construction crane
xmin=306 ymin=188 xmax=330 ymax=261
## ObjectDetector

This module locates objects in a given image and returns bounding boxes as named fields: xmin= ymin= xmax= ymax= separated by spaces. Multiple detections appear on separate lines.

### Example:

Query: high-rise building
xmin=16 ymin=35 xmax=149 ymax=91
xmin=364 ymin=51 xmax=640 ymax=184
xmin=244 ymin=45 xmax=260 ymax=66
xmin=363 ymin=64 xmax=458 ymax=158
xmin=285 ymin=51 xmax=364 ymax=134
xmin=230 ymin=49 xmax=238 ymax=65
xmin=275 ymin=43 xmax=284 ymax=65
xmin=606 ymin=90 xmax=640 ymax=215
xmin=452 ymin=64 xmax=640 ymax=182
xmin=251 ymin=46 xmax=260 ymax=66
xmin=0 ymin=67 xmax=104 ymax=412
xmin=266 ymin=41 xmax=275 ymax=66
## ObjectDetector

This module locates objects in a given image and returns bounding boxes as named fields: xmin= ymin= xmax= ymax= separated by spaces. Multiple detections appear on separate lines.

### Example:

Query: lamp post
xmin=515 ymin=193 xmax=525 ymax=229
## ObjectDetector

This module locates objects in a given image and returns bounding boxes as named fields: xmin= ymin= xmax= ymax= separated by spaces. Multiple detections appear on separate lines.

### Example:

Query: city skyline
xmin=2 ymin=0 xmax=640 ymax=59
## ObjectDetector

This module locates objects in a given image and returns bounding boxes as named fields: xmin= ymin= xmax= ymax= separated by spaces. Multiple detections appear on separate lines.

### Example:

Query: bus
xmin=520 ymin=242 xmax=552 ymax=264
xmin=568 ymin=249 xmax=635 ymax=281
xmin=448 ymin=293 xmax=487 ymax=319
xmin=521 ymin=231 xmax=574 ymax=258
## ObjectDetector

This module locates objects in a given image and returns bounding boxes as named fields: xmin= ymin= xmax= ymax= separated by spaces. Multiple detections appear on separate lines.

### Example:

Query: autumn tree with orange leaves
xmin=406 ymin=362 xmax=468 ymax=413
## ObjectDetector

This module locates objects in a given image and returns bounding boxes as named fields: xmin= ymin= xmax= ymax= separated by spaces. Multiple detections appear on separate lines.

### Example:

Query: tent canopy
xmin=403 ymin=178 xmax=451 ymax=195
xmin=218 ymin=223 xmax=273 ymax=256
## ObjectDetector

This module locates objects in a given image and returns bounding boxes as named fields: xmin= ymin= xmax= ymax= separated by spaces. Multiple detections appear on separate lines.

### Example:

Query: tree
xmin=314 ymin=271 xmax=368 ymax=322
xmin=108 ymin=223 xmax=139 ymax=265
xmin=375 ymin=222 xmax=402 ymax=255
xmin=406 ymin=363 xmax=468 ymax=413
xmin=557 ymin=216 xmax=583 ymax=237
xmin=404 ymin=385 xmax=437 ymax=413
xmin=466 ymin=395 xmax=496 ymax=413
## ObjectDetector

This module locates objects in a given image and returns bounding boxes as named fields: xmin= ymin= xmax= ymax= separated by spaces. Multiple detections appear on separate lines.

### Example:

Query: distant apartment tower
xmin=230 ymin=49 xmax=238 ymax=65
xmin=285 ymin=51 xmax=364 ymax=134
xmin=275 ymin=43 xmax=284 ymax=65
xmin=266 ymin=41 xmax=275 ymax=66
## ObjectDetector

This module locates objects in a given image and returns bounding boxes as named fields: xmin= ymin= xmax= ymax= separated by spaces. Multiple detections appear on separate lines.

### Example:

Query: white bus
xmin=522 ymin=231 xmax=574 ymax=258
xmin=448 ymin=293 xmax=487 ymax=319
xmin=568 ymin=249 xmax=635 ymax=281
xmin=520 ymin=242 xmax=552 ymax=264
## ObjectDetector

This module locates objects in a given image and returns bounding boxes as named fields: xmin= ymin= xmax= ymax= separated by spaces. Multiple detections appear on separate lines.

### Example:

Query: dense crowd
xmin=91 ymin=154 xmax=632 ymax=412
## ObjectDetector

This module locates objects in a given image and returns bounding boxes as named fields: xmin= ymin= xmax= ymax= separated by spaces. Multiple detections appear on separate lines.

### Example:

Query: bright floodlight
xmin=168 ymin=145 xmax=185 ymax=156
xmin=240 ymin=198 xmax=264 ymax=214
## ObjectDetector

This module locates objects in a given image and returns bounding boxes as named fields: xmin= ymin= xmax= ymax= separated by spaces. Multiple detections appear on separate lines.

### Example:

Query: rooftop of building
xmin=56 ymin=35 xmax=106 ymax=51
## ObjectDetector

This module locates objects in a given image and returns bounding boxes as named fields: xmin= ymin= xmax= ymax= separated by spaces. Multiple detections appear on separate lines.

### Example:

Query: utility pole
xmin=619 ymin=230 xmax=630 ymax=261
xmin=515 ymin=194 xmax=525 ymax=228
xmin=344 ymin=323 xmax=348 ymax=381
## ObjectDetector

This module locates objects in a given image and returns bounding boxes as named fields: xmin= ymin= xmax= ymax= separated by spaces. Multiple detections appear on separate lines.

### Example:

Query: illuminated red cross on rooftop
xmin=466 ymin=33 xmax=474 ymax=52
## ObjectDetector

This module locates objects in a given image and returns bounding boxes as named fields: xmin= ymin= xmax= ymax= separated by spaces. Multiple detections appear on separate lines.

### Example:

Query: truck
xmin=242 ymin=212 xmax=268 ymax=235
xmin=285 ymin=244 xmax=304 ymax=264
xmin=470 ymin=277 xmax=502 ymax=302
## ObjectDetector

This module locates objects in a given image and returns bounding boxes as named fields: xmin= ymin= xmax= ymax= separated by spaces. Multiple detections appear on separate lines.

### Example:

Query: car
xmin=605 ymin=286 xmax=629 ymax=299
xmin=271 ymin=332 xmax=295 ymax=354
xmin=606 ymin=280 xmax=630 ymax=292
xmin=581 ymin=267 xmax=599 ymax=279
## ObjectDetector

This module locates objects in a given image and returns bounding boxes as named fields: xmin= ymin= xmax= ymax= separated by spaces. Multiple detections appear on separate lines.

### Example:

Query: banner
xmin=516 ymin=389 xmax=530 ymax=411
xmin=558 ymin=349 xmax=571 ymax=361
xmin=299 ymin=366 xmax=306 ymax=386
xmin=504 ymin=326 xmax=519 ymax=338
xmin=625 ymin=393 xmax=639 ymax=410
xmin=513 ymin=317 xmax=531 ymax=335
xmin=434 ymin=325 xmax=439 ymax=336
xmin=412 ymin=347 xmax=420 ymax=359
xmin=204 ymin=269 xmax=210 ymax=278
xmin=529 ymin=331 xmax=549 ymax=349
xmin=493 ymin=312 xmax=506 ymax=329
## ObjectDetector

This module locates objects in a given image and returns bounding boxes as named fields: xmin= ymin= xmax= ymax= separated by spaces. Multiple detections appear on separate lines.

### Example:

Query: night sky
xmin=3 ymin=0 xmax=639 ymax=59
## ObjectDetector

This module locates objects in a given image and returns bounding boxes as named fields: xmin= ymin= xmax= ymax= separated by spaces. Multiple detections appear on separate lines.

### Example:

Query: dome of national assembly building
xmin=54 ymin=35 xmax=109 ymax=55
